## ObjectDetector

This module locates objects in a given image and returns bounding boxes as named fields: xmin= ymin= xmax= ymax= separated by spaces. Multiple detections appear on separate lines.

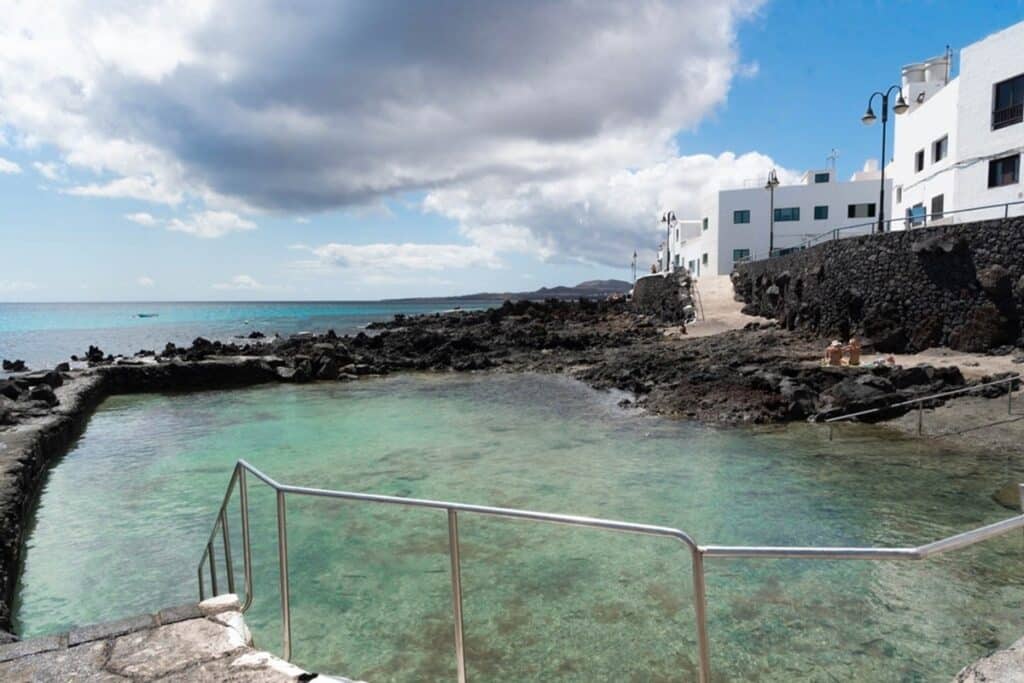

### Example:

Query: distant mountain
xmin=450 ymin=279 xmax=633 ymax=301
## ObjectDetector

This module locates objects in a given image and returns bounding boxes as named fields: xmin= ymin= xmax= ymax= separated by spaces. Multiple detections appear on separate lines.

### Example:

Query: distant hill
xmin=450 ymin=279 xmax=633 ymax=301
xmin=386 ymin=279 xmax=633 ymax=303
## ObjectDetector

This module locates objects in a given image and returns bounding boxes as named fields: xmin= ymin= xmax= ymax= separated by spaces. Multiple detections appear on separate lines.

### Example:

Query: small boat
xmin=137 ymin=313 xmax=159 ymax=318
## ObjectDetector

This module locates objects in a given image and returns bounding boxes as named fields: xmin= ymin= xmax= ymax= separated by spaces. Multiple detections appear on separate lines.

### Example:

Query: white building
xmin=891 ymin=21 xmax=1024 ymax=226
xmin=660 ymin=168 xmax=890 ymax=276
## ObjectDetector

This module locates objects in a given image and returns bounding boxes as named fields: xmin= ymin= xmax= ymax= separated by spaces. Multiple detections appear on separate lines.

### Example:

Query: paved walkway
xmin=0 ymin=595 xmax=358 ymax=682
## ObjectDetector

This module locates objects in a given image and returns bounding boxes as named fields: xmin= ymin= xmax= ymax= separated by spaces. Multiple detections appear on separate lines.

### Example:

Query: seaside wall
xmin=632 ymin=271 xmax=695 ymax=323
xmin=732 ymin=217 xmax=1024 ymax=352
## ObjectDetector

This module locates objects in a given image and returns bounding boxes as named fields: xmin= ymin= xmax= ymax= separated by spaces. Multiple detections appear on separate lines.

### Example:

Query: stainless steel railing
xmin=825 ymin=373 xmax=1020 ymax=440
xmin=198 ymin=459 xmax=1024 ymax=683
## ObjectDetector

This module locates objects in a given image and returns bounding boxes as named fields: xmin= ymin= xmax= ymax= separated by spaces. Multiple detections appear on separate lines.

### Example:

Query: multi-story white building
xmin=660 ymin=168 xmax=890 ymax=276
xmin=891 ymin=20 xmax=1024 ymax=226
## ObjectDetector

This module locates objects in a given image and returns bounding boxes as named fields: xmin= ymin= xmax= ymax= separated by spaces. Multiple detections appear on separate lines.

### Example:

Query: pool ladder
xmin=199 ymin=460 xmax=1024 ymax=682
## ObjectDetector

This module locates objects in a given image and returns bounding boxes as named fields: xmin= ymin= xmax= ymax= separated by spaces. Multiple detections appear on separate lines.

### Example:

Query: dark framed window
xmin=931 ymin=194 xmax=944 ymax=220
xmin=814 ymin=172 xmax=830 ymax=183
xmin=701 ymin=253 xmax=708 ymax=265
xmin=774 ymin=207 xmax=800 ymax=221
xmin=732 ymin=248 xmax=750 ymax=263
xmin=932 ymin=135 xmax=948 ymax=162
xmin=702 ymin=217 xmax=709 ymax=231
xmin=896 ymin=185 xmax=902 ymax=203
xmin=813 ymin=205 xmax=828 ymax=220
xmin=993 ymin=73 xmax=1024 ymax=129
xmin=915 ymin=149 xmax=925 ymax=172
xmin=847 ymin=203 xmax=876 ymax=219
xmin=988 ymin=155 xmax=1020 ymax=188
xmin=733 ymin=209 xmax=750 ymax=224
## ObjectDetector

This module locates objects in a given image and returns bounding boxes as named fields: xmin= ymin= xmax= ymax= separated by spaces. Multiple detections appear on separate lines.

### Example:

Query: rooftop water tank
xmin=902 ymin=63 xmax=926 ymax=86
xmin=924 ymin=55 xmax=949 ymax=83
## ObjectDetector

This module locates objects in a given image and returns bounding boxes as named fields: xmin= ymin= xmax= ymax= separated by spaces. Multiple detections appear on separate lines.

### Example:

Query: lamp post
xmin=861 ymin=85 xmax=909 ymax=233
xmin=764 ymin=169 xmax=779 ymax=256
xmin=660 ymin=211 xmax=676 ymax=272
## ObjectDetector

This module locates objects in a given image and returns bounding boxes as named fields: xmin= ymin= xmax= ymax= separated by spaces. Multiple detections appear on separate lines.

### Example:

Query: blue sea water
xmin=0 ymin=300 xmax=498 ymax=371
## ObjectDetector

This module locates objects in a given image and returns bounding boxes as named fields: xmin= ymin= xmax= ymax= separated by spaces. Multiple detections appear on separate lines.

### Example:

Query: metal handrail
xmin=825 ymin=373 xmax=1020 ymax=439
xmin=796 ymin=199 xmax=1024 ymax=252
xmin=198 ymin=460 xmax=1024 ymax=683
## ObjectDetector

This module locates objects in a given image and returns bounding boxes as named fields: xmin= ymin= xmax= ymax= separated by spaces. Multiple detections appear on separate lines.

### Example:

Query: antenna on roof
xmin=945 ymin=44 xmax=952 ymax=84
xmin=827 ymin=148 xmax=839 ymax=171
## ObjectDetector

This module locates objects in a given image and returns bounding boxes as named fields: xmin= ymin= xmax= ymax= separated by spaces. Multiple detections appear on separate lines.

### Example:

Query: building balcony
xmin=993 ymin=103 xmax=1023 ymax=130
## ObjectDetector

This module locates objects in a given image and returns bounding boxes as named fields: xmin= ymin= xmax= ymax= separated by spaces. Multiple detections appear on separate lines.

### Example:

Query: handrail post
xmin=239 ymin=467 xmax=254 ymax=612
xmin=917 ymin=402 xmax=924 ymax=436
xmin=447 ymin=509 xmax=468 ymax=683
xmin=276 ymin=490 xmax=292 ymax=661
xmin=828 ymin=424 xmax=833 ymax=441
xmin=208 ymin=541 xmax=218 ymax=596
xmin=198 ymin=564 xmax=205 ymax=601
xmin=691 ymin=548 xmax=711 ymax=683
xmin=221 ymin=509 xmax=236 ymax=596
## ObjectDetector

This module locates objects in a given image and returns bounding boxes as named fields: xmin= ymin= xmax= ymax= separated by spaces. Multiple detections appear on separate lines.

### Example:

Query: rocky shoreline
xmin=0 ymin=297 xmax=1020 ymax=640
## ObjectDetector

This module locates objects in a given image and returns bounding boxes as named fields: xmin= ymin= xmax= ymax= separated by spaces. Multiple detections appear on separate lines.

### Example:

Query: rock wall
xmin=632 ymin=271 xmax=695 ymax=323
xmin=732 ymin=217 xmax=1024 ymax=352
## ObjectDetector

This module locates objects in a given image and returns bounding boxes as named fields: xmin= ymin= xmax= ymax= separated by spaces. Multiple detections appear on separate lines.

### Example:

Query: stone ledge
xmin=0 ymin=595 xmax=361 ymax=682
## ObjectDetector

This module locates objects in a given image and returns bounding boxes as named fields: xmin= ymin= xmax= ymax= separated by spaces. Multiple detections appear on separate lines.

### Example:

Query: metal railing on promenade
xmin=825 ymin=373 xmax=1020 ymax=440
xmin=198 ymin=459 xmax=1024 ymax=682
xmin=797 ymin=199 xmax=1024 ymax=252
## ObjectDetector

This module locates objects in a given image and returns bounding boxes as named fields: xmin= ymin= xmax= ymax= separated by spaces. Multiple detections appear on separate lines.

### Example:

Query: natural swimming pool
xmin=13 ymin=373 xmax=1024 ymax=681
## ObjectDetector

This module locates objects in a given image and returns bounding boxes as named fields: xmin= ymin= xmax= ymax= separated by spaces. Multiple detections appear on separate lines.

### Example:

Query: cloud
xmin=32 ymin=161 xmax=63 ymax=181
xmin=213 ymin=274 xmax=264 ymax=290
xmin=166 ymin=211 xmax=256 ymax=238
xmin=0 ymin=280 xmax=36 ymax=293
xmin=302 ymin=242 xmax=502 ymax=272
xmin=125 ymin=212 xmax=159 ymax=226
xmin=0 ymin=157 xmax=21 ymax=174
xmin=137 ymin=276 xmax=155 ymax=287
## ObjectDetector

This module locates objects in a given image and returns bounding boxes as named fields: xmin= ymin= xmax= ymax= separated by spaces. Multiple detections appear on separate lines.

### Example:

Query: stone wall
xmin=732 ymin=217 xmax=1024 ymax=352
xmin=631 ymin=271 xmax=695 ymax=322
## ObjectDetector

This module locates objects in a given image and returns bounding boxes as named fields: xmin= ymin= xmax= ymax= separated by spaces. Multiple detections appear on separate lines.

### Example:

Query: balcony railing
xmin=993 ymin=103 xmax=1023 ymax=130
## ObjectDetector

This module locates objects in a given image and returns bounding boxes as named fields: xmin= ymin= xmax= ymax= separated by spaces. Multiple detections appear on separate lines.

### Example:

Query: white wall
xmin=955 ymin=21 xmax=1024 ymax=218
xmin=891 ymin=78 xmax=959 ymax=226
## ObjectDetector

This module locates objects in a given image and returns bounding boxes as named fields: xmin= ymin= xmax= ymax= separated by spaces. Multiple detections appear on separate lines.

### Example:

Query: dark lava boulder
xmin=27 ymin=384 xmax=58 ymax=406
xmin=1 ymin=359 xmax=26 ymax=372
xmin=816 ymin=374 xmax=899 ymax=419
xmin=948 ymin=302 xmax=1015 ymax=352
xmin=85 ymin=345 xmax=105 ymax=363
xmin=247 ymin=330 xmax=266 ymax=339
xmin=22 ymin=370 xmax=63 ymax=389
xmin=0 ymin=381 xmax=21 ymax=401
xmin=0 ymin=396 xmax=14 ymax=425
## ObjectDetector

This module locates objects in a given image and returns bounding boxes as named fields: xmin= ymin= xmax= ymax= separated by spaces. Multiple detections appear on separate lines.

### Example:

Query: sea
xmin=0 ymin=300 xmax=500 ymax=372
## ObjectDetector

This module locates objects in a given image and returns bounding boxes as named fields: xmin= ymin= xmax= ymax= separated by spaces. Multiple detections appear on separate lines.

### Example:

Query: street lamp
xmin=764 ymin=169 xmax=779 ymax=256
xmin=660 ymin=211 xmax=676 ymax=272
xmin=862 ymin=85 xmax=909 ymax=233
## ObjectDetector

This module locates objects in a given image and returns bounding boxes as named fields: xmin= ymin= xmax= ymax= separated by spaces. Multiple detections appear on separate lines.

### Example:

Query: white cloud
xmin=166 ymin=211 xmax=256 ymax=238
xmin=0 ymin=1 xmax=768 ymax=265
xmin=0 ymin=280 xmax=37 ymax=293
xmin=137 ymin=276 xmax=155 ymax=287
xmin=125 ymin=212 xmax=159 ymax=226
xmin=32 ymin=161 xmax=63 ymax=181
xmin=304 ymin=242 xmax=502 ymax=272
xmin=294 ymin=217 xmax=310 ymax=224
xmin=213 ymin=274 xmax=264 ymax=290
xmin=0 ymin=157 xmax=22 ymax=174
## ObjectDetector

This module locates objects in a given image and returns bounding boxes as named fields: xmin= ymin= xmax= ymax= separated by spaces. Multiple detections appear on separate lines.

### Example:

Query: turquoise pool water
xmin=13 ymin=374 xmax=1024 ymax=681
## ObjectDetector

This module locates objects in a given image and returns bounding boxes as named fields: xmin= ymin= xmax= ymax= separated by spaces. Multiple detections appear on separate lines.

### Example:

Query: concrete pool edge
xmin=0 ymin=357 xmax=281 ymax=637
xmin=0 ymin=593 xmax=356 ymax=681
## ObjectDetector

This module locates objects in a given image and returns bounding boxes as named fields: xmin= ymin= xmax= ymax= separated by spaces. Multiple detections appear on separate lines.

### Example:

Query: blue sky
xmin=1 ymin=1 xmax=1022 ymax=302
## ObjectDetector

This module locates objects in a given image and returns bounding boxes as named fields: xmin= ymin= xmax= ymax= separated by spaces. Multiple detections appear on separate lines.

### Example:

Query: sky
xmin=1 ymin=0 xmax=1022 ymax=302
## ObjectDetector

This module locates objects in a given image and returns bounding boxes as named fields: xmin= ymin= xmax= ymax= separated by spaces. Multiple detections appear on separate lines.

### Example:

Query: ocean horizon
xmin=0 ymin=299 xmax=500 ymax=371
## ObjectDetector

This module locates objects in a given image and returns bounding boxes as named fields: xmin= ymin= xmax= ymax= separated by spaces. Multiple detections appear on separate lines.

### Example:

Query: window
xmin=932 ymin=135 xmax=948 ymax=162
xmin=907 ymin=203 xmax=926 ymax=227
xmin=915 ymin=149 xmax=925 ymax=172
xmin=814 ymin=172 xmax=830 ymax=183
xmin=774 ymin=207 xmax=800 ymax=221
xmin=993 ymin=73 xmax=1024 ymax=129
xmin=813 ymin=205 xmax=829 ymax=220
xmin=931 ymin=194 xmax=944 ymax=220
xmin=989 ymin=154 xmax=1020 ymax=188
xmin=701 ymin=253 xmax=708 ymax=266
xmin=733 ymin=209 xmax=750 ymax=224
xmin=847 ymin=203 xmax=876 ymax=219
xmin=732 ymin=248 xmax=750 ymax=263
xmin=688 ymin=259 xmax=696 ymax=274
xmin=896 ymin=185 xmax=902 ymax=203
xmin=702 ymin=217 xmax=709 ymax=231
